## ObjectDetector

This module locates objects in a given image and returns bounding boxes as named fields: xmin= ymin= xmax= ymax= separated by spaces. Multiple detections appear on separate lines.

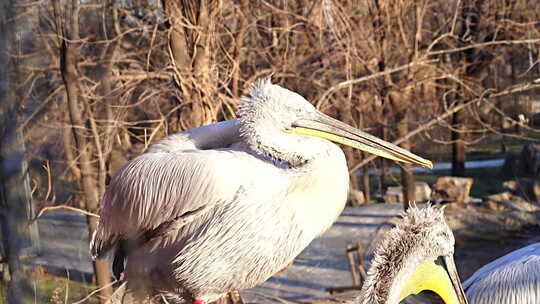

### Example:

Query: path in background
xmin=361 ymin=158 xmax=505 ymax=176
xmin=32 ymin=211 xmax=94 ymax=280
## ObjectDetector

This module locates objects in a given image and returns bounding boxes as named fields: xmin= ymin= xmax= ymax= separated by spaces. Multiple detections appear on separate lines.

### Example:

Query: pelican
xmin=90 ymin=79 xmax=433 ymax=303
xmin=350 ymin=205 xmax=468 ymax=304
xmin=463 ymin=242 xmax=540 ymax=304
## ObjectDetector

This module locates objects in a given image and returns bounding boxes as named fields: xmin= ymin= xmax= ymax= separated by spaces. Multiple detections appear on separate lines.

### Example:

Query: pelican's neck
xmin=354 ymin=253 xmax=405 ymax=303
xmin=353 ymin=233 xmax=420 ymax=304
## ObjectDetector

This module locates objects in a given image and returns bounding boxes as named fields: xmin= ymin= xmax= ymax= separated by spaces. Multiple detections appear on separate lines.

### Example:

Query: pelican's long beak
xmin=287 ymin=111 xmax=433 ymax=168
xmin=442 ymin=255 xmax=469 ymax=304
xmin=398 ymin=255 xmax=469 ymax=304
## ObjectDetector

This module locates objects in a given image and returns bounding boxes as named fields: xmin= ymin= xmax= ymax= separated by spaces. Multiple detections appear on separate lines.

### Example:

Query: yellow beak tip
xmin=425 ymin=161 xmax=434 ymax=169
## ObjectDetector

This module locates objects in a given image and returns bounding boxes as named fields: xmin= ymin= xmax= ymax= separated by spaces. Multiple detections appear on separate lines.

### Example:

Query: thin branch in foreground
xmin=72 ymin=280 xmax=118 ymax=304
xmin=31 ymin=205 xmax=100 ymax=224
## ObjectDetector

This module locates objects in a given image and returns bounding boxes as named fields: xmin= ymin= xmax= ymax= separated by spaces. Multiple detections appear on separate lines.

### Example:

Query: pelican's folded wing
xmin=90 ymin=148 xmax=274 ymax=259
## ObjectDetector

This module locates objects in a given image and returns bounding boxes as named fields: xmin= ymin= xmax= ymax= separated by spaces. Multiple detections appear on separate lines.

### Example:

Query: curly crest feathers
xmin=352 ymin=205 xmax=454 ymax=304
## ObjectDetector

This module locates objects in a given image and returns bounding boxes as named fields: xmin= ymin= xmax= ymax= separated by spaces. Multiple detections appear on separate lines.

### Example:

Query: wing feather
xmin=91 ymin=149 xmax=270 ymax=259
xmin=463 ymin=242 xmax=540 ymax=304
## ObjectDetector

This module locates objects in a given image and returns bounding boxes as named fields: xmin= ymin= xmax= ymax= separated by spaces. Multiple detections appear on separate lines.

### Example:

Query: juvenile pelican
xmin=351 ymin=205 xmax=468 ymax=304
xmin=463 ymin=242 xmax=540 ymax=304
xmin=90 ymin=79 xmax=433 ymax=303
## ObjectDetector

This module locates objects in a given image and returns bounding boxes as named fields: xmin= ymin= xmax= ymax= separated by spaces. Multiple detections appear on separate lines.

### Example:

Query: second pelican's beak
xmin=442 ymin=255 xmax=469 ymax=304
xmin=286 ymin=111 xmax=433 ymax=168
xmin=398 ymin=255 xmax=469 ymax=304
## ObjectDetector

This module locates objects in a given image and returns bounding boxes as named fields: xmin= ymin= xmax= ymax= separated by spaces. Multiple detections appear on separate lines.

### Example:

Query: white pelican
xmin=463 ymin=242 xmax=540 ymax=304
xmin=90 ymin=79 xmax=433 ymax=303
xmin=351 ymin=205 xmax=468 ymax=304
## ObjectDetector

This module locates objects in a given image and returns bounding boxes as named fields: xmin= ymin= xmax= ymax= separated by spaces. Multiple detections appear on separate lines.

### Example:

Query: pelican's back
xmin=463 ymin=242 xmax=540 ymax=304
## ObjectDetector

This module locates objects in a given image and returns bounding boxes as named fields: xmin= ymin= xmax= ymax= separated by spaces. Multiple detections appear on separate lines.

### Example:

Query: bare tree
xmin=162 ymin=0 xmax=221 ymax=130
xmin=1 ymin=1 xmax=41 ymax=303
xmin=51 ymin=0 xmax=113 ymax=301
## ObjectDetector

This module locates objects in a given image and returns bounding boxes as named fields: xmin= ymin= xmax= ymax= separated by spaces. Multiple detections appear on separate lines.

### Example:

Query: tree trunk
xmin=451 ymin=0 xmax=486 ymax=177
xmin=362 ymin=167 xmax=371 ymax=204
xmin=389 ymin=91 xmax=415 ymax=209
xmin=162 ymin=0 xmax=218 ymax=131
xmin=337 ymin=91 xmax=361 ymax=206
xmin=358 ymin=110 xmax=371 ymax=204
xmin=451 ymin=108 xmax=466 ymax=177
xmin=378 ymin=116 xmax=389 ymax=198
xmin=96 ymin=0 xmax=122 ymax=189
xmin=346 ymin=149 xmax=362 ymax=206
xmin=1 ymin=3 xmax=41 ymax=302
xmin=52 ymin=0 xmax=112 ymax=301
xmin=0 ymin=116 xmax=40 ymax=304
xmin=232 ymin=0 xmax=248 ymax=98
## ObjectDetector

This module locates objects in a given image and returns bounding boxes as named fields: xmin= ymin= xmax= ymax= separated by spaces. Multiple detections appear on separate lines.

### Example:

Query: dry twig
xmin=31 ymin=205 xmax=100 ymax=224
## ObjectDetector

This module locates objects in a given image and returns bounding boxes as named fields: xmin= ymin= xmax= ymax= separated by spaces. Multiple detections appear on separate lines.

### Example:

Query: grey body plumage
xmin=463 ymin=242 xmax=540 ymax=304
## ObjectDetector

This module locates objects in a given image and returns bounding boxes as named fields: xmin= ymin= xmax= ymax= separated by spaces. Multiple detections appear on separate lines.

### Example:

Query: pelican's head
xmin=238 ymin=79 xmax=433 ymax=168
xmin=358 ymin=205 xmax=468 ymax=304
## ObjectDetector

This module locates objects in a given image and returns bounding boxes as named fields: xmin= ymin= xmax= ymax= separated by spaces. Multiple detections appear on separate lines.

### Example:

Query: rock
xmin=516 ymin=181 xmax=540 ymax=202
xmin=501 ymin=180 xmax=540 ymax=203
xmin=414 ymin=182 xmax=432 ymax=202
xmin=348 ymin=189 xmax=365 ymax=206
xmin=534 ymin=184 xmax=540 ymax=202
xmin=497 ymin=200 xmax=538 ymax=212
xmin=485 ymin=199 xmax=506 ymax=211
xmin=500 ymin=144 xmax=540 ymax=177
xmin=484 ymin=194 xmax=522 ymax=212
xmin=432 ymin=177 xmax=474 ymax=204
xmin=502 ymin=180 xmax=519 ymax=192
xmin=383 ymin=182 xmax=432 ymax=204
xmin=485 ymin=191 xmax=512 ymax=202
xmin=483 ymin=186 xmax=540 ymax=211
xmin=383 ymin=186 xmax=402 ymax=204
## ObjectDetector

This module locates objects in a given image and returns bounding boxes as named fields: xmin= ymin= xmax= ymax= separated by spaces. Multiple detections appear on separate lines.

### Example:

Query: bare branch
xmin=32 ymin=205 xmax=100 ymax=223
xmin=315 ymin=59 xmax=438 ymax=109
xmin=350 ymin=80 xmax=540 ymax=173
xmin=427 ymin=38 xmax=540 ymax=57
